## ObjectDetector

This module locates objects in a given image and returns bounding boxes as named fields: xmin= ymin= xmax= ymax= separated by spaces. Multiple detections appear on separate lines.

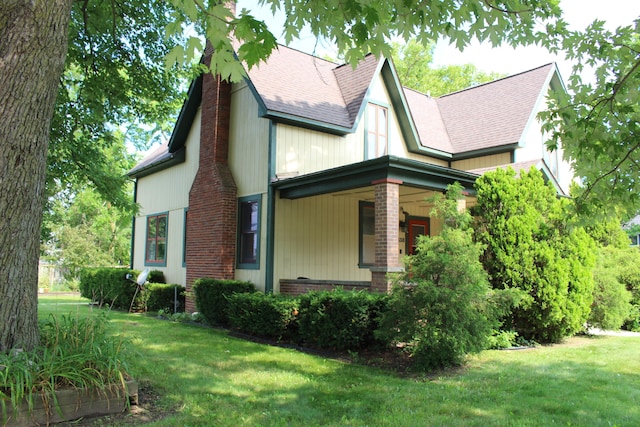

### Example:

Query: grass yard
xmin=38 ymin=294 xmax=640 ymax=426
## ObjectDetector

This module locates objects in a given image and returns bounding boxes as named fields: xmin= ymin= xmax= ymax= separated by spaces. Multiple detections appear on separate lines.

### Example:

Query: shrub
xmin=487 ymin=330 xmax=519 ymax=349
xmin=589 ymin=247 xmax=633 ymax=330
xmin=145 ymin=283 xmax=185 ymax=313
xmin=79 ymin=267 xmax=143 ymax=310
xmin=474 ymin=168 xmax=596 ymax=343
xmin=1 ymin=313 xmax=131 ymax=422
xmin=193 ymin=278 xmax=256 ymax=326
xmin=297 ymin=290 xmax=387 ymax=352
xmin=227 ymin=293 xmax=299 ymax=340
xmin=148 ymin=270 xmax=166 ymax=284
xmin=377 ymin=184 xmax=495 ymax=370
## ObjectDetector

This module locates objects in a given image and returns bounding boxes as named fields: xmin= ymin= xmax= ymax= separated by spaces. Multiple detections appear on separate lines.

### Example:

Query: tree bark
xmin=0 ymin=0 xmax=73 ymax=352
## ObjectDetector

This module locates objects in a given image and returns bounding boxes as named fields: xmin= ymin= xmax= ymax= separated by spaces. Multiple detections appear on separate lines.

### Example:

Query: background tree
xmin=2 ymin=0 xmax=564 ymax=352
xmin=391 ymin=38 xmax=504 ymax=96
xmin=474 ymin=168 xmax=596 ymax=343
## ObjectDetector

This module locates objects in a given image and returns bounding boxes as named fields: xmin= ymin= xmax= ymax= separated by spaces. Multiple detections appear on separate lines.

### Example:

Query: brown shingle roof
xmin=247 ymin=46 xmax=379 ymax=128
xmin=403 ymin=87 xmax=453 ymax=154
xmin=435 ymin=63 xmax=554 ymax=154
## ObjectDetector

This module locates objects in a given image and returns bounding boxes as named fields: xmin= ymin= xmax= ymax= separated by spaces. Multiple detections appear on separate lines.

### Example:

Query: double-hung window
xmin=366 ymin=103 xmax=388 ymax=159
xmin=237 ymin=195 xmax=261 ymax=269
xmin=145 ymin=213 xmax=168 ymax=266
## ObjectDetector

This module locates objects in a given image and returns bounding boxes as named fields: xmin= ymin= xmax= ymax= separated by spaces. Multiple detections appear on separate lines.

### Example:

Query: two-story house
xmin=128 ymin=44 xmax=570 ymax=311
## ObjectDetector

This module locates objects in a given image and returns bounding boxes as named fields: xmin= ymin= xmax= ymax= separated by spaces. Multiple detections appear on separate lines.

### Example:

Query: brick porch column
xmin=370 ymin=178 xmax=403 ymax=293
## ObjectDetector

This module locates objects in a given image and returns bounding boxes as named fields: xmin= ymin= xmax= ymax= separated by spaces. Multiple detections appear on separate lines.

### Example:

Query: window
xmin=366 ymin=103 xmax=388 ymax=159
xmin=237 ymin=195 xmax=261 ymax=268
xmin=359 ymin=201 xmax=375 ymax=267
xmin=145 ymin=213 xmax=168 ymax=266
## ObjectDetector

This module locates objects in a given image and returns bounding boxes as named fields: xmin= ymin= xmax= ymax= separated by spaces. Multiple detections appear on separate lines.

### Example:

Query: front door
xmin=407 ymin=218 xmax=430 ymax=255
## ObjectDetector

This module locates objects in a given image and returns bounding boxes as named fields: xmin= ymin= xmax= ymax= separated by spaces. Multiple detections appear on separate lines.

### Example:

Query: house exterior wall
xmin=132 ymin=111 xmax=202 ymax=285
xmin=227 ymin=82 xmax=271 ymax=288
xmin=275 ymin=124 xmax=363 ymax=177
xmin=451 ymin=152 xmax=512 ymax=171
xmin=272 ymin=193 xmax=372 ymax=292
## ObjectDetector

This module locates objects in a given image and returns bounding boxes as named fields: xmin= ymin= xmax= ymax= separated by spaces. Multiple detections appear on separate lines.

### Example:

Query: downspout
xmin=264 ymin=121 xmax=277 ymax=294
xmin=129 ymin=180 xmax=138 ymax=269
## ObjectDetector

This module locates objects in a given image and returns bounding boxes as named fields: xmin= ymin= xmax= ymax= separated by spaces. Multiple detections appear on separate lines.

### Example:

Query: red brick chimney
xmin=185 ymin=49 xmax=237 ymax=312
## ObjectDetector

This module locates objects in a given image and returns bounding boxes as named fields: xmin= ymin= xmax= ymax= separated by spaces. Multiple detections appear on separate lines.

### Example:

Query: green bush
xmin=474 ymin=168 xmax=596 ymax=343
xmin=145 ymin=283 xmax=185 ymax=313
xmin=193 ymin=278 xmax=256 ymax=326
xmin=148 ymin=270 xmax=166 ymax=284
xmin=589 ymin=247 xmax=632 ymax=330
xmin=227 ymin=293 xmax=299 ymax=340
xmin=377 ymin=184 xmax=495 ymax=370
xmin=79 ymin=267 xmax=143 ymax=310
xmin=297 ymin=289 xmax=387 ymax=351
xmin=1 ymin=313 xmax=131 ymax=422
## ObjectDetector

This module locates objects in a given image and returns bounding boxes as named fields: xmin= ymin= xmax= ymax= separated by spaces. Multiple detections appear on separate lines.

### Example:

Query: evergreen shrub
xmin=193 ymin=278 xmax=256 ymax=326
xmin=145 ymin=283 xmax=185 ymax=313
xmin=227 ymin=293 xmax=299 ymax=340
xmin=297 ymin=289 xmax=387 ymax=351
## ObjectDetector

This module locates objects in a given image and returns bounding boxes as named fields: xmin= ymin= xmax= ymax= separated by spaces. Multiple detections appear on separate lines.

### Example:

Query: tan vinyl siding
xmin=405 ymin=152 xmax=449 ymax=167
xmin=229 ymin=83 xmax=270 ymax=196
xmin=273 ymin=194 xmax=371 ymax=289
xmin=451 ymin=152 xmax=512 ymax=171
xmin=275 ymin=124 xmax=363 ymax=176
xmin=132 ymin=111 xmax=201 ymax=285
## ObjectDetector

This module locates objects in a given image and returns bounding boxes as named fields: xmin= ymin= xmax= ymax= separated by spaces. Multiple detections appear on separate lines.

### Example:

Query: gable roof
xmin=129 ymin=46 xmax=560 ymax=178
xmin=435 ymin=63 xmax=555 ymax=154
xmin=244 ymin=45 xmax=380 ymax=131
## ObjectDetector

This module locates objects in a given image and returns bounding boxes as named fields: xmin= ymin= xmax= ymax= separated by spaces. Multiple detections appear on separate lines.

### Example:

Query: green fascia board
xmin=167 ymin=76 xmax=203 ymax=154
xmin=263 ymin=111 xmax=351 ymax=135
xmin=379 ymin=61 xmax=451 ymax=161
xmin=273 ymin=155 xmax=478 ymax=199
xmin=451 ymin=145 xmax=517 ymax=161
xmin=128 ymin=146 xmax=186 ymax=179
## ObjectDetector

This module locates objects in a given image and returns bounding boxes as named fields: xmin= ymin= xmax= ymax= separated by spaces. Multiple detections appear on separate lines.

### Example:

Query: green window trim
xmin=237 ymin=195 xmax=261 ymax=270
xmin=145 ymin=212 xmax=168 ymax=267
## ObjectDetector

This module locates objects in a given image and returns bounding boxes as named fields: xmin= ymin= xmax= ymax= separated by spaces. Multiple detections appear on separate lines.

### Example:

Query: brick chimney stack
xmin=185 ymin=46 xmax=237 ymax=312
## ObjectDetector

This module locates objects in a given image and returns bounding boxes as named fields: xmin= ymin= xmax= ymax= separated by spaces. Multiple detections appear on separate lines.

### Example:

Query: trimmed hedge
xmin=227 ymin=293 xmax=299 ymax=340
xmin=79 ymin=267 xmax=142 ymax=310
xmin=193 ymin=278 xmax=256 ymax=326
xmin=297 ymin=290 xmax=388 ymax=351
xmin=145 ymin=283 xmax=186 ymax=313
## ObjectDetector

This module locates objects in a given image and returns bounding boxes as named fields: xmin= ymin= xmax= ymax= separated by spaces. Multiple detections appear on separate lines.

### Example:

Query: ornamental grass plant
xmin=0 ymin=310 xmax=132 ymax=423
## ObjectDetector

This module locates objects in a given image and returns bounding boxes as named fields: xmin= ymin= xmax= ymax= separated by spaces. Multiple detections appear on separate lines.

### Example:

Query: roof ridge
xmin=438 ymin=62 xmax=555 ymax=98
xmin=274 ymin=42 xmax=341 ymax=67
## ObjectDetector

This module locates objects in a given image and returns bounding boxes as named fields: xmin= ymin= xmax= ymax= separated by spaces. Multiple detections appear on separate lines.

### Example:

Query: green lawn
xmin=38 ymin=294 xmax=640 ymax=426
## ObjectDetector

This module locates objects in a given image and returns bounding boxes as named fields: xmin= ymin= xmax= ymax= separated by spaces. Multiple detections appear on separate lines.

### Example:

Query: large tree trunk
xmin=0 ymin=0 xmax=72 ymax=352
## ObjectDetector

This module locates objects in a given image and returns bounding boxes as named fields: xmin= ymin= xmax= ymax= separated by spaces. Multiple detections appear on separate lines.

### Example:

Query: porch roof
xmin=272 ymin=155 xmax=479 ymax=199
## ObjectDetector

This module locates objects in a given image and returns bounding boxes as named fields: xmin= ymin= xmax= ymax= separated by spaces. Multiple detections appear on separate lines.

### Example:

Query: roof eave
xmin=128 ymin=146 xmax=186 ymax=179
xmin=273 ymin=155 xmax=477 ymax=199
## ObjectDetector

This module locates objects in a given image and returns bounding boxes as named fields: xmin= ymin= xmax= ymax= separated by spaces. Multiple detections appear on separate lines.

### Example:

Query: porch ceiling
xmin=272 ymin=155 xmax=479 ymax=199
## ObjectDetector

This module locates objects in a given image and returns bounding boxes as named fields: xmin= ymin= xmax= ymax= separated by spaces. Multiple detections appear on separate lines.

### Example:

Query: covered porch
xmin=270 ymin=156 xmax=478 ymax=294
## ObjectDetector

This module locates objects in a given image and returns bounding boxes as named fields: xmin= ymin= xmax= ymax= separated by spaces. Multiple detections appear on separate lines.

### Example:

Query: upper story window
xmin=366 ymin=103 xmax=388 ymax=159
xmin=237 ymin=195 xmax=261 ymax=269
xmin=146 ymin=213 xmax=168 ymax=266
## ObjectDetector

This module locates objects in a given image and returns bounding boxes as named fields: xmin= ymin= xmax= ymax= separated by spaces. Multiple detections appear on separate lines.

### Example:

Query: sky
xmin=237 ymin=0 xmax=640 ymax=83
